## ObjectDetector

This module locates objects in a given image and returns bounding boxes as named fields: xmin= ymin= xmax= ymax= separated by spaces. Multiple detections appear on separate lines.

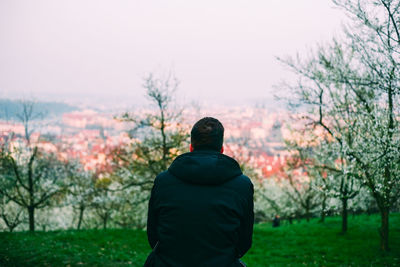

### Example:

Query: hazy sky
xmin=0 ymin=0 xmax=345 ymax=107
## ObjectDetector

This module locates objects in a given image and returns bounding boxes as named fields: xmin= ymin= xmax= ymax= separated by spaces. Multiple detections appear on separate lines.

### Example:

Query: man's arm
xmin=237 ymin=182 xmax=254 ymax=258
xmin=147 ymin=183 xmax=158 ymax=249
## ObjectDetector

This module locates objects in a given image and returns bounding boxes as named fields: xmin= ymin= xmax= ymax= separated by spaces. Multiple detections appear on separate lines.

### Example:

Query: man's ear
xmin=220 ymin=146 xmax=224 ymax=154
xmin=190 ymin=143 xmax=194 ymax=152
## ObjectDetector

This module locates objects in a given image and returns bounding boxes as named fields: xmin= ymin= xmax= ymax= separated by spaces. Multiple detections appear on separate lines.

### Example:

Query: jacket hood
xmin=168 ymin=150 xmax=243 ymax=185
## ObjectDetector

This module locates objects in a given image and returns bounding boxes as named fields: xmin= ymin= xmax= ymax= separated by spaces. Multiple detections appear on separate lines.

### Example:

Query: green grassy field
xmin=0 ymin=213 xmax=399 ymax=266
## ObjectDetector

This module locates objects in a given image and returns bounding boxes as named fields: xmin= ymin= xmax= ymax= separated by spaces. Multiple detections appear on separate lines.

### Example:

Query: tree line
xmin=0 ymin=73 xmax=188 ymax=233
xmin=275 ymin=0 xmax=400 ymax=251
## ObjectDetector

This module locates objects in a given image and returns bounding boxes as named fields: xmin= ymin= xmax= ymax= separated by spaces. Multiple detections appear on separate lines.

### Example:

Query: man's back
xmin=146 ymin=149 xmax=254 ymax=267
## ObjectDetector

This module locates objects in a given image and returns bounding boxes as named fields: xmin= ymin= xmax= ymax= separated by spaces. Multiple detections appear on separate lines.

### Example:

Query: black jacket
xmin=144 ymin=150 xmax=254 ymax=267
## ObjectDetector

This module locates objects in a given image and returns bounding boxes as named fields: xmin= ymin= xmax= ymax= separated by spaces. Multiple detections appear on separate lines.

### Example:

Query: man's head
xmin=190 ymin=117 xmax=224 ymax=153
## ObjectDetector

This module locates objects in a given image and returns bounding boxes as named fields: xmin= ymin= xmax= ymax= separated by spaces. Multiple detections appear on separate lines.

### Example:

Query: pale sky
xmin=0 ymin=0 xmax=345 ymax=107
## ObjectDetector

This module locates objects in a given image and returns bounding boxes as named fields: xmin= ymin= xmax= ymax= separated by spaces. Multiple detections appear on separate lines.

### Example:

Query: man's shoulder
xmin=229 ymin=174 xmax=254 ymax=191
xmin=236 ymin=174 xmax=253 ymax=184
xmin=153 ymin=170 xmax=178 ymax=186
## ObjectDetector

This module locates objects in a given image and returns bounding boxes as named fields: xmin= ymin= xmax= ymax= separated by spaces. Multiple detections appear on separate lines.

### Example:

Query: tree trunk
xmin=319 ymin=195 xmax=327 ymax=223
xmin=305 ymin=207 xmax=310 ymax=222
xmin=28 ymin=206 xmax=35 ymax=232
xmin=77 ymin=206 xmax=85 ymax=230
xmin=341 ymin=198 xmax=348 ymax=234
xmin=103 ymin=213 xmax=108 ymax=230
xmin=379 ymin=207 xmax=390 ymax=251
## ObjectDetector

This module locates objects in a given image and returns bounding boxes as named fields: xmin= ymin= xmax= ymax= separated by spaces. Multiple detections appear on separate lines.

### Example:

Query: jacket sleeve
xmin=147 ymin=182 xmax=159 ymax=249
xmin=237 ymin=182 xmax=254 ymax=258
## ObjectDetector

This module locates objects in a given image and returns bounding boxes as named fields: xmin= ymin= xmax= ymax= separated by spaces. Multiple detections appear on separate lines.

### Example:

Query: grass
xmin=0 ymin=213 xmax=399 ymax=266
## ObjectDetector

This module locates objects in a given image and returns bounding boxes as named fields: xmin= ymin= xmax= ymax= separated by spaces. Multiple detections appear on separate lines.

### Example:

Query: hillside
xmin=0 ymin=99 xmax=78 ymax=121
xmin=0 ymin=213 xmax=399 ymax=266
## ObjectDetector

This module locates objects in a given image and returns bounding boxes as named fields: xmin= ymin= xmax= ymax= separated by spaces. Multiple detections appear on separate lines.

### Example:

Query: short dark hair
xmin=191 ymin=117 xmax=224 ymax=151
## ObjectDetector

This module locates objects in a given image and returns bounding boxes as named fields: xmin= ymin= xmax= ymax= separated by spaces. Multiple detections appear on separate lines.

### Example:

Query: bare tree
xmin=0 ymin=195 xmax=25 ymax=232
xmin=0 ymin=101 xmax=68 ymax=232
xmin=15 ymin=100 xmax=44 ymax=144
xmin=282 ymin=148 xmax=321 ymax=222
xmin=113 ymin=72 xmax=189 ymax=191
xmin=63 ymin=160 xmax=96 ymax=230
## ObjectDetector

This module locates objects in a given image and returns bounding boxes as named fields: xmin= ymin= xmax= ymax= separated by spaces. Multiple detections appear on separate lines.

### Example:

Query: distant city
xmin=0 ymin=98 xmax=293 ymax=178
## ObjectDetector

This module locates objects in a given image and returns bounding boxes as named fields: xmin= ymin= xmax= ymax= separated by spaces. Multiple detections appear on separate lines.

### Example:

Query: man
xmin=272 ymin=215 xmax=280 ymax=228
xmin=144 ymin=117 xmax=254 ymax=267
